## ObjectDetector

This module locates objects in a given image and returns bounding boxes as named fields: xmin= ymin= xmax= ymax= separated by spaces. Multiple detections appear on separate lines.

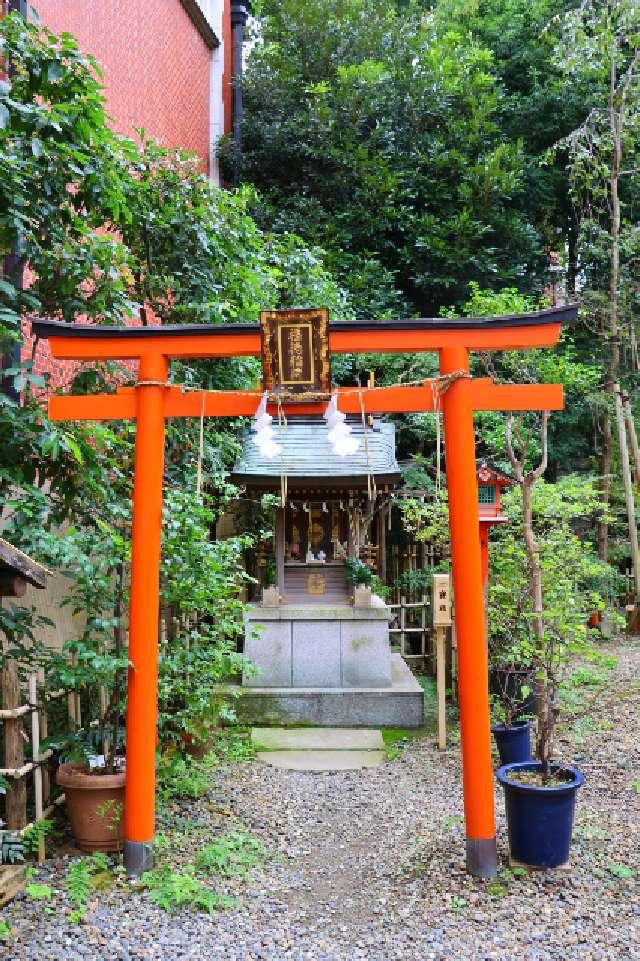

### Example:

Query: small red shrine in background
xmin=476 ymin=459 xmax=515 ymax=590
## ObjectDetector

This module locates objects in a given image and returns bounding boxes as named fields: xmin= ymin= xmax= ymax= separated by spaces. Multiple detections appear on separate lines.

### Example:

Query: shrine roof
xmin=32 ymin=304 xmax=578 ymax=340
xmin=0 ymin=537 xmax=50 ymax=589
xmin=230 ymin=416 xmax=401 ymax=490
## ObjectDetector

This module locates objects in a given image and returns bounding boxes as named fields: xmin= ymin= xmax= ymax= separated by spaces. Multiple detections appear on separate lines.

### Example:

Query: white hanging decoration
xmin=334 ymin=434 xmax=360 ymax=457
xmin=252 ymin=392 xmax=281 ymax=460
xmin=324 ymin=394 xmax=360 ymax=458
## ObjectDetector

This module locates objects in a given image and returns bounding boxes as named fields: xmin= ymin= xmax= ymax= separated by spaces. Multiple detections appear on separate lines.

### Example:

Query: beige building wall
xmin=0 ymin=571 xmax=86 ymax=653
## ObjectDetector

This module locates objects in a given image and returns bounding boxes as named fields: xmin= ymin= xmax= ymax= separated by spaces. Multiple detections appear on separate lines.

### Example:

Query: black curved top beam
xmin=31 ymin=303 xmax=579 ymax=340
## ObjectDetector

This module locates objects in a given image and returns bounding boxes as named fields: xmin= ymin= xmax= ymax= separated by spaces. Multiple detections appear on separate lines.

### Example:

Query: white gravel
xmin=3 ymin=639 xmax=639 ymax=961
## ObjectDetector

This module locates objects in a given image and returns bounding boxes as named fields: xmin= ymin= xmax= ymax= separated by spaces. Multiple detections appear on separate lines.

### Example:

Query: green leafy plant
xmin=138 ymin=866 xmax=237 ymax=914
xmin=344 ymin=556 xmax=372 ymax=587
xmin=0 ymin=919 xmax=13 ymax=940
xmin=606 ymin=861 xmax=636 ymax=880
xmin=486 ymin=879 xmax=509 ymax=899
xmin=65 ymin=853 xmax=112 ymax=921
xmin=194 ymin=831 xmax=264 ymax=879
xmin=95 ymin=799 xmax=124 ymax=835
xmin=157 ymin=751 xmax=219 ymax=802
xmin=21 ymin=819 xmax=53 ymax=859
xmin=25 ymin=882 xmax=53 ymax=900
xmin=494 ymin=424 xmax=619 ymax=774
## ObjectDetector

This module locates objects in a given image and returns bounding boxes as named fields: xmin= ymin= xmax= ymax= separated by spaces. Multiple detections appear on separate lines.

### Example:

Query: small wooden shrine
xmin=231 ymin=416 xmax=401 ymax=604
xmin=231 ymin=309 xmax=422 ymax=726
xmin=476 ymin=460 xmax=514 ymax=590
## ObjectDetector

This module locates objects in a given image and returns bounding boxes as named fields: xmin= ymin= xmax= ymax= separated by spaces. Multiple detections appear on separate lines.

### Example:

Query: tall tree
xmin=556 ymin=0 xmax=640 ymax=563
xmin=237 ymin=0 xmax=545 ymax=315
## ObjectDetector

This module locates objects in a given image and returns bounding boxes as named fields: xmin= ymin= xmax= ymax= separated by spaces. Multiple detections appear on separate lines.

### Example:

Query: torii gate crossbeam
xmin=33 ymin=304 xmax=577 ymax=880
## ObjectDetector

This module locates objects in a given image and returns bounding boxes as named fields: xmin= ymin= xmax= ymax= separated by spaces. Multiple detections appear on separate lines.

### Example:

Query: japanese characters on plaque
xmin=259 ymin=308 xmax=331 ymax=397
xmin=432 ymin=573 xmax=452 ymax=627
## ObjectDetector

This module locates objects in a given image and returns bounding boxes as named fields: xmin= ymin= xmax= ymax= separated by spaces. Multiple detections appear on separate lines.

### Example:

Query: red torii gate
xmin=33 ymin=304 xmax=577 ymax=879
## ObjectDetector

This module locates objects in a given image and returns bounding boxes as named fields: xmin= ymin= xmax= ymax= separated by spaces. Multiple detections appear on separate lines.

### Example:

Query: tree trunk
xmin=599 ymin=40 xmax=623 ymax=563
xmin=598 ymin=414 xmax=612 ymax=562
xmin=505 ymin=411 xmax=552 ymax=774
xmin=615 ymin=387 xmax=640 ymax=599
xmin=2 ymin=659 xmax=27 ymax=829
xmin=623 ymin=394 xmax=640 ymax=488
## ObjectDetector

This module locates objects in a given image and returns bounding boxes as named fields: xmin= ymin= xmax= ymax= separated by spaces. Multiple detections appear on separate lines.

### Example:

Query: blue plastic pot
xmin=497 ymin=762 xmax=584 ymax=868
xmin=491 ymin=720 xmax=532 ymax=765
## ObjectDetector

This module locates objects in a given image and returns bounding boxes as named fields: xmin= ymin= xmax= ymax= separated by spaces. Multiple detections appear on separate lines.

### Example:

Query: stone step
xmin=256 ymin=749 xmax=385 ymax=771
xmin=251 ymin=727 xmax=384 ymax=751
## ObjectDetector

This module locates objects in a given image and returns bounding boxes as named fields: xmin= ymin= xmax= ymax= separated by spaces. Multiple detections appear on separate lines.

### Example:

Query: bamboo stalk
xmin=38 ymin=668 xmax=50 ymax=810
xmin=29 ymin=674 xmax=45 ymax=862
xmin=0 ymin=750 xmax=53 ymax=778
xmin=2 ymin=660 xmax=27 ymax=828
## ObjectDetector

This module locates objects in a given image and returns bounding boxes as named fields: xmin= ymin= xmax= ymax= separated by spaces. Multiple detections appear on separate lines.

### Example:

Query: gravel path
xmin=3 ymin=640 xmax=639 ymax=961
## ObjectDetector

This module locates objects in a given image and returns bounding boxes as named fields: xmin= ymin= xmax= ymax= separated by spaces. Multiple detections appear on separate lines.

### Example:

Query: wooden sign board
xmin=307 ymin=572 xmax=326 ymax=595
xmin=259 ymin=308 xmax=331 ymax=398
xmin=432 ymin=573 xmax=452 ymax=627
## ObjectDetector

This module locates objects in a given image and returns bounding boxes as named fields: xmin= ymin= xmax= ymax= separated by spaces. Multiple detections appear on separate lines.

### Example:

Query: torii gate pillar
xmin=123 ymin=353 xmax=168 ymax=874
xmin=440 ymin=346 xmax=496 ymax=875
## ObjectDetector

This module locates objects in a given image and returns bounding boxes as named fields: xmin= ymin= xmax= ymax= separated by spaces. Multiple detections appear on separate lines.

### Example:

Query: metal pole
xmin=123 ymin=353 xmax=167 ymax=878
xmin=230 ymin=1 xmax=250 ymax=183
xmin=439 ymin=346 xmax=497 ymax=879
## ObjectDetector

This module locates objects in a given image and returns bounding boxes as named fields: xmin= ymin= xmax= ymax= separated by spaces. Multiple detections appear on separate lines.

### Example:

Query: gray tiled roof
xmin=231 ymin=416 xmax=401 ymax=487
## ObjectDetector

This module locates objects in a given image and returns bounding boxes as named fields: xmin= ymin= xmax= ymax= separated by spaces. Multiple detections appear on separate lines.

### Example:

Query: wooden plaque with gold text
xmin=259 ymin=308 xmax=331 ymax=397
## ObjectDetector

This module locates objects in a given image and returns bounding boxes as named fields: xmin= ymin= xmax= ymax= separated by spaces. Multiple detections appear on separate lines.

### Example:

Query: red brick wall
xmin=33 ymin=0 xmax=212 ymax=169
xmin=18 ymin=1 xmax=231 ymax=386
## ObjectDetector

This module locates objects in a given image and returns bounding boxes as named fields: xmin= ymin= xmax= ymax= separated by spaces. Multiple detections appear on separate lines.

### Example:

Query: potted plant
xmin=344 ymin=555 xmax=373 ymax=602
xmin=493 ymin=415 xmax=614 ymax=868
xmin=487 ymin=577 xmax=535 ymax=765
xmin=46 ymin=519 xmax=130 ymax=853
xmin=489 ymin=664 xmax=534 ymax=766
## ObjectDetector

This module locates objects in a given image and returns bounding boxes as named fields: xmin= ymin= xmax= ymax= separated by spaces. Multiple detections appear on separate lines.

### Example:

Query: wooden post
xmin=38 ymin=668 xmax=49 ymax=810
xmin=67 ymin=652 xmax=80 ymax=728
xmin=275 ymin=507 xmax=286 ymax=598
xmin=123 ymin=352 xmax=168 ymax=878
xmin=3 ymin=660 xmax=26 ymax=829
xmin=400 ymin=595 xmax=406 ymax=657
xmin=29 ymin=674 xmax=45 ymax=862
xmin=450 ymin=621 xmax=458 ymax=705
xmin=99 ymin=684 xmax=108 ymax=759
xmin=439 ymin=346 xmax=497 ymax=878
xmin=436 ymin=625 xmax=446 ymax=750
xmin=378 ymin=504 xmax=387 ymax=583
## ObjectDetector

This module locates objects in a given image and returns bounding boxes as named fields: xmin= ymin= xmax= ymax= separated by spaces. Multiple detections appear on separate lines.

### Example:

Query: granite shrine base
xmin=236 ymin=654 xmax=424 ymax=728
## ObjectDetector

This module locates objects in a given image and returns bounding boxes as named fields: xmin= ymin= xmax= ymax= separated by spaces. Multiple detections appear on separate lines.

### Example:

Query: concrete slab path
xmin=256 ymin=748 xmax=385 ymax=771
xmin=251 ymin=727 xmax=384 ymax=751
xmin=252 ymin=726 xmax=386 ymax=770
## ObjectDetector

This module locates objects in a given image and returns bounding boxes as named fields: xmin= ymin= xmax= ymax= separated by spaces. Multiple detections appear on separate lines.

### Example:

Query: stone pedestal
xmin=243 ymin=605 xmax=392 ymax=689
xmin=240 ymin=604 xmax=424 ymax=728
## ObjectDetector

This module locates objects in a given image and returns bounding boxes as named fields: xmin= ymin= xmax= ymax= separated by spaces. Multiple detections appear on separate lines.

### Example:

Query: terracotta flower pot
xmin=56 ymin=763 xmax=125 ymax=853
